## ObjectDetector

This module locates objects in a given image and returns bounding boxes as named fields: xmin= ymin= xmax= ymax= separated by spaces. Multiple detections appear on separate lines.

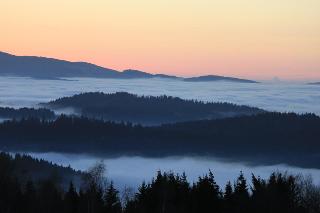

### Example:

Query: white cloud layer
xmin=0 ymin=77 xmax=319 ymax=115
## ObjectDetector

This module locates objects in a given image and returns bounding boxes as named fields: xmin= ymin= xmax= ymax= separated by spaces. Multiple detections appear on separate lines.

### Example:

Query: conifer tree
xmin=104 ymin=182 xmax=122 ymax=213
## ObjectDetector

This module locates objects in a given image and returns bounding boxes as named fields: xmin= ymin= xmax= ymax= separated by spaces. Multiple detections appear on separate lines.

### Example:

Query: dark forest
xmin=0 ymin=112 xmax=319 ymax=168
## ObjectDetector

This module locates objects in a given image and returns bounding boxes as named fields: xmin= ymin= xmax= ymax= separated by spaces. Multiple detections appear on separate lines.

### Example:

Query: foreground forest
xmin=0 ymin=112 xmax=319 ymax=168
xmin=0 ymin=152 xmax=319 ymax=213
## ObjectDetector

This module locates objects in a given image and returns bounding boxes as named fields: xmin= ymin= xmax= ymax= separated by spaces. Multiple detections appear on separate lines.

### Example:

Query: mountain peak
xmin=123 ymin=69 xmax=147 ymax=73
xmin=0 ymin=51 xmax=14 ymax=57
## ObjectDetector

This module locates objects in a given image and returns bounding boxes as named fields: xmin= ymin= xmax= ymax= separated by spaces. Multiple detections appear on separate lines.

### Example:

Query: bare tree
xmin=82 ymin=160 xmax=106 ymax=189
xmin=297 ymin=175 xmax=320 ymax=213
xmin=121 ymin=186 xmax=135 ymax=206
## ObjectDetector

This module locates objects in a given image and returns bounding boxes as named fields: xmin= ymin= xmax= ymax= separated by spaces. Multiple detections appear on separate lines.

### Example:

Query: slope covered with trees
xmin=0 ymin=152 xmax=82 ymax=189
xmin=0 ymin=107 xmax=55 ymax=120
xmin=42 ymin=92 xmax=264 ymax=125
xmin=0 ymin=112 xmax=319 ymax=168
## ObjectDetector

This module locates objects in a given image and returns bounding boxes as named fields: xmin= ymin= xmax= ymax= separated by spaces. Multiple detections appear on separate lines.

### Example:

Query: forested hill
xmin=42 ymin=92 xmax=264 ymax=125
xmin=0 ymin=112 xmax=319 ymax=168
xmin=0 ymin=107 xmax=55 ymax=120
xmin=0 ymin=152 xmax=82 ymax=188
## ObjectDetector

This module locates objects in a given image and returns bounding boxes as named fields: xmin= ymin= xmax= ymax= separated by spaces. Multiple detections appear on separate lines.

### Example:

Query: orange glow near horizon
xmin=0 ymin=0 xmax=320 ymax=80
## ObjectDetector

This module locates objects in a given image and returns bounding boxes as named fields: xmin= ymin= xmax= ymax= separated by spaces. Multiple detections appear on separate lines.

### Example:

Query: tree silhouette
xmin=233 ymin=172 xmax=249 ymax=213
xmin=191 ymin=170 xmax=222 ymax=212
xmin=103 ymin=182 xmax=122 ymax=213
xmin=64 ymin=182 xmax=79 ymax=213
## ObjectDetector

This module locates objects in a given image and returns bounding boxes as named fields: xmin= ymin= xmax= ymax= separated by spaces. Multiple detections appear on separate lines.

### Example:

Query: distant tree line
xmin=0 ymin=107 xmax=55 ymax=120
xmin=0 ymin=112 xmax=319 ymax=168
xmin=43 ymin=92 xmax=264 ymax=124
xmin=0 ymin=152 xmax=319 ymax=213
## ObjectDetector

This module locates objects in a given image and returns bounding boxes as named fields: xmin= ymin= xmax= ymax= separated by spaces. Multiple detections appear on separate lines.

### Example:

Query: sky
xmin=0 ymin=0 xmax=319 ymax=80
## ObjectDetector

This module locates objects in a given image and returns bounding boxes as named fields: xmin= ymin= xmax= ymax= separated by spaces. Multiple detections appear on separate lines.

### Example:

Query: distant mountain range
xmin=0 ymin=51 xmax=258 ymax=83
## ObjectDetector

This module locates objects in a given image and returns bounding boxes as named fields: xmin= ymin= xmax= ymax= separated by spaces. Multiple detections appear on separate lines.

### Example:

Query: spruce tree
xmin=104 ymin=182 xmax=122 ymax=213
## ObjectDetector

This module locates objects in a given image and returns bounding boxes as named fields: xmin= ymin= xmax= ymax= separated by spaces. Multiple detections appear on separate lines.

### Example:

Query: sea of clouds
xmin=0 ymin=77 xmax=319 ymax=115
xmin=23 ymin=152 xmax=320 ymax=190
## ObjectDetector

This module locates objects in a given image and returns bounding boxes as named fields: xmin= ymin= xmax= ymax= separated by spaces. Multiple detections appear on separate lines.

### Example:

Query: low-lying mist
xmin=0 ymin=77 xmax=319 ymax=115
xmin=22 ymin=152 xmax=320 ymax=190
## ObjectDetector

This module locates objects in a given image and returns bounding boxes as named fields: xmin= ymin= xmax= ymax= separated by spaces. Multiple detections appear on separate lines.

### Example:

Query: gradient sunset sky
xmin=1 ymin=0 xmax=319 ymax=80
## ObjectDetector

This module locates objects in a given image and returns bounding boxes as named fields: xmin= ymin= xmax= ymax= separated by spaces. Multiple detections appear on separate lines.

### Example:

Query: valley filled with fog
xmin=1 ymin=76 xmax=320 ymax=189
xmin=22 ymin=152 xmax=320 ymax=190
xmin=0 ymin=77 xmax=319 ymax=115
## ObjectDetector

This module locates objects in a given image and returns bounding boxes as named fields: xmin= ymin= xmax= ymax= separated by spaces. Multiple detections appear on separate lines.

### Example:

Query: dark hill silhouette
xmin=0 ymin=51 xmax=258 ymax=82
xmin=0 ymin=51 xmax=119 ymax=79
xmin=121 ymin=69 xmax=154 ymax=78
xmin=308 ymin=82 xmax=320 ymax=85
xmin=0 ymin=152 xmax=82 ymax=188
xmin=121 ymin=69 xmax=180 ymax=79
xmin=184 ymin=75 xmax=258 ymax=83
xmin=0 ymin=112 xmax=319 ymax=168
xmin=41 ymin=92 xmax=264 ymax=125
